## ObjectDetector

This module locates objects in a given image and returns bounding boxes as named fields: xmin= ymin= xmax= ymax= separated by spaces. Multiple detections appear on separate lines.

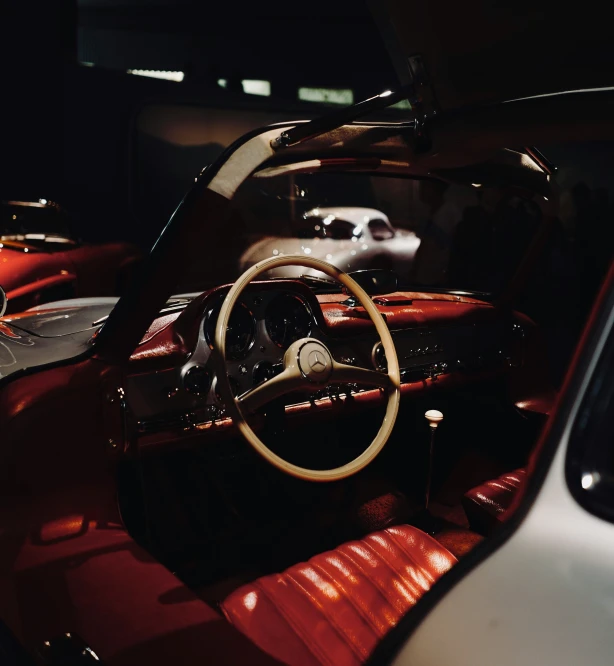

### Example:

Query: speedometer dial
xmin=265 ymin=294 xmax=312 ymax=349
xmin=204 ymin=299 xmax=256 ymax=361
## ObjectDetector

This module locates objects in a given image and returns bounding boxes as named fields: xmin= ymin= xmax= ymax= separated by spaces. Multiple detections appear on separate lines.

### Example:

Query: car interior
xmin=102 ymin=115 xmax=612 ymax=662
xmin=1 ymin=88 xmax=612 ymax=665
xmin=3 ymin=2 xmax=614 ymax=663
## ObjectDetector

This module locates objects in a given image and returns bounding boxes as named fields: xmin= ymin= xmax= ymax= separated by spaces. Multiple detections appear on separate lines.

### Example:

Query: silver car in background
xmin=239 ymin=206 xmax=420 ymax=279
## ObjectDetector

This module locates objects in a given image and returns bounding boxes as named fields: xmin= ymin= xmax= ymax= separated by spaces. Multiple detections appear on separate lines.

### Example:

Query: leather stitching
xmin=375 ymin=531 xmax=434 ymax=597
xmin=387 ymin=528 xmax=456 ymax=586
xmin=337 ymin=548 xmax=404 ymax=614
xmin=311 ymin=560 xmax=385 ymax=639
xmin=253 ymin=578 xmax=332 ymax=666
xmin=285 ymin=570 xmax=366 ymax=662
xmin=360 ymin=539 xmax=420 ymax=604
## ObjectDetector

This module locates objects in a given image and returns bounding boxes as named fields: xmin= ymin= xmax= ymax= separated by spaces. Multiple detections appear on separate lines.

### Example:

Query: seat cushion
xmin=221 ymin=525 xmax=457 ymax=666
xmin=462 ymin=468 xmax=527 ymax=535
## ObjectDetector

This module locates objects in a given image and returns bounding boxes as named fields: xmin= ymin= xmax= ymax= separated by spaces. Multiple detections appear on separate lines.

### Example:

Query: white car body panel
xmin=392 ymin=305 xmax=614 ymax=666
xmin=239 ymin=207 xmax=420 ymax=279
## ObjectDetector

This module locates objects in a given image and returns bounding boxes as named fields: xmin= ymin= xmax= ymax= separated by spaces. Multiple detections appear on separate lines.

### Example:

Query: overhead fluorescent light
xmin=126 ymin=69 xmax=185 ymax=83
xmin=242 ymin=79 xmax=271 ymax=96
xmin=298 ymin=87 xmax=354 ymax=105
xmin=217 ymin=78 xmax=228 ymax=88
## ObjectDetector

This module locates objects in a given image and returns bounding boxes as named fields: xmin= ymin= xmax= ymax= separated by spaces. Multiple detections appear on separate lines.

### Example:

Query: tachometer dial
xmin=204 ymin=299 xmax=256 ymax=361
xmin=265 ymin=294 xmax=312 ymax=349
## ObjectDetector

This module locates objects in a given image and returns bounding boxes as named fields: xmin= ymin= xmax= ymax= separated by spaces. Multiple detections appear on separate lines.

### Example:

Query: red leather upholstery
xmin=462 ymin=468 xmax=527 ymax=535
xmin=221 ymin=525 xmax=457 ymax=666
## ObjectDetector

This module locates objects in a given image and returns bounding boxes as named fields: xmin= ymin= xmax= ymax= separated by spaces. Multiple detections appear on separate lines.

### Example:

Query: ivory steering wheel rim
xmin=213 ymin=255 xmax=401 ymax=482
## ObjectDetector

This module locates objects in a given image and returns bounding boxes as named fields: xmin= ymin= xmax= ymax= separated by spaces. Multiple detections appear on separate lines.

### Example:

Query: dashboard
xmin=127 ymin=284 xmax=518 ymax=438
xmin=129 ymin=287 xmax=321 ymax=432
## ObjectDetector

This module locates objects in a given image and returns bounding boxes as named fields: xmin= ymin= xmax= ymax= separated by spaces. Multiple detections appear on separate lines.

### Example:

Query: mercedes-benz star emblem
xmin=299 ymin=341 xmax=333 ymax=382
xmin=308 ymin=349 xmax=328 ymax=373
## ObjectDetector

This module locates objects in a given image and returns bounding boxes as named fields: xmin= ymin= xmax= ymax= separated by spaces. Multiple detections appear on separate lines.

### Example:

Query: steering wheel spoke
xmin=238 ymin=368 xmax=304 ymax=413
xmin=331 ymin=361 xmax=391 ymax=389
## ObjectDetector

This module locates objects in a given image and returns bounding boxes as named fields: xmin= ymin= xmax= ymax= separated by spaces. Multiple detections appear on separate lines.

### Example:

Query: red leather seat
xmin=222 ymin=525 xmax=457 ymax=666
xmin=462 ymin=468 xmax=527 ymax=535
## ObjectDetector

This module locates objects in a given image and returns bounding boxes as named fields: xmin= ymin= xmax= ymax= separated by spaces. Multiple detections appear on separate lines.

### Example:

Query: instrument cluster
xmin=194 ymin=289 xmax=317 ymax=411
xmin=127 ymin=287 xmax=321 ymax=428
xmin=126 ymin=286 xmax=515 ymax=436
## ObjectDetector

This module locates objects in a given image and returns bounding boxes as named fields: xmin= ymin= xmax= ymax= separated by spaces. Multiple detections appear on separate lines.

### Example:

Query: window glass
xmin=368 ymin=218 xmax=395 ymax=240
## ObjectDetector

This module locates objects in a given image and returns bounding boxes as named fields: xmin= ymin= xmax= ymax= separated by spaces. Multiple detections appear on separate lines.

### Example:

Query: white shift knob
xmin=425 ymin=409 xmax=444 ymax=428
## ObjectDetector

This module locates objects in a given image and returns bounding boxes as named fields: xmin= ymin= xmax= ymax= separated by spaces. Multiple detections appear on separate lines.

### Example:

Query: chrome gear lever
xmin=424 ymin=409 xmax=443 ymax=511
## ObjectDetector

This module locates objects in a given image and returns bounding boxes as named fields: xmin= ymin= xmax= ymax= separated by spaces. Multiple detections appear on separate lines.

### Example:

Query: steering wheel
xmin=214 ymin=256 xmax=401 ymax=481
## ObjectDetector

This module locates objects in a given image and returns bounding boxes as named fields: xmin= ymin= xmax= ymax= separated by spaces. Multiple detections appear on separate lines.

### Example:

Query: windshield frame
xmin=49 ymin=88 xmax=614 ymax=366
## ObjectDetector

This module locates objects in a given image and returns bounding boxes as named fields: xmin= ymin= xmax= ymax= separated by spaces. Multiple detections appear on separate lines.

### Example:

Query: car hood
xmin=372 ymin=0 xmax=614 ymax=111
xmin=1 ymin=295 xmax=197 ymax=338
xmin=2 ymin=302 xmax=116 ymax=338
xmin=0 ymin=300 xmax=109 ymax=384
xmin=0 ymin=295 xmax=199 ymax=383
xmin=240 ymin=236 xmax=361 ymax=268
xmin=304 ymin=207 xmax=388 ymax=225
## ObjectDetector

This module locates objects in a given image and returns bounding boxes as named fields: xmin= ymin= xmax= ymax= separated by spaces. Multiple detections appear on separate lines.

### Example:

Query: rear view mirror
xmin=346 ymin=269 xmax=398 ymax=296
xmin=341 ymin=269 xmax=398 ymax=307
xmin=0 ymin=286 xmax=7 ymax=317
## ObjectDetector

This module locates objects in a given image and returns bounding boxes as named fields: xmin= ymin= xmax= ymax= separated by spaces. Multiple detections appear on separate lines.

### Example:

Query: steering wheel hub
xmin=298 ymin=340 xmax=333 ymax=383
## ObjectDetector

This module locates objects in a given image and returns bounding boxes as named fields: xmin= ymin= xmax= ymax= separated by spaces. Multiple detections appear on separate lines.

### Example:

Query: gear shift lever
xmin=424 ymin=409 xmax=443 ymax=511
xmin=410 ymin=409 xmax=444 ymax=535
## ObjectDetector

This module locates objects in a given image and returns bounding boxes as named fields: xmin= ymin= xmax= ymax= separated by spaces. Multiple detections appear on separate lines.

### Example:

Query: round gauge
xmin=215 ymin=375 xmax=240 ymax=403
xmin=265 ymin=293 xmax=312 ymax=349
xmin=204 ymin=299 xmax=256 ymax=361
xmin=372 ymin=342 xmax=387 ymax=371
xmin=183 ymin=365 xmax=211 ymax=395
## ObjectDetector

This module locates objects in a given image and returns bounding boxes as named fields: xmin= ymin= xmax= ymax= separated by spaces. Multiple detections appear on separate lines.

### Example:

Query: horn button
xmin=298 ymin=341 xmax=333 ymax=383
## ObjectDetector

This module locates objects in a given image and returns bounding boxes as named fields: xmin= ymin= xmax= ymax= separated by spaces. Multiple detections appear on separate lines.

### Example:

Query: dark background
xmin=2 ymin=0 xmax=399 ymax=247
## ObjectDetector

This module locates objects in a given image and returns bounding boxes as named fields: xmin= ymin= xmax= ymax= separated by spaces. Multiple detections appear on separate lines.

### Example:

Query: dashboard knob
xmin=372 ymin=342 xmax=387 ymax=371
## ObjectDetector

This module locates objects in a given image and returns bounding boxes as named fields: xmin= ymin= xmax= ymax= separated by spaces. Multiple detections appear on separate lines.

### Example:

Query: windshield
xmin=125 ymin=123 xmax=614 ymax=356
xmin=172 ymin=171 xmax=546 ymax=297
